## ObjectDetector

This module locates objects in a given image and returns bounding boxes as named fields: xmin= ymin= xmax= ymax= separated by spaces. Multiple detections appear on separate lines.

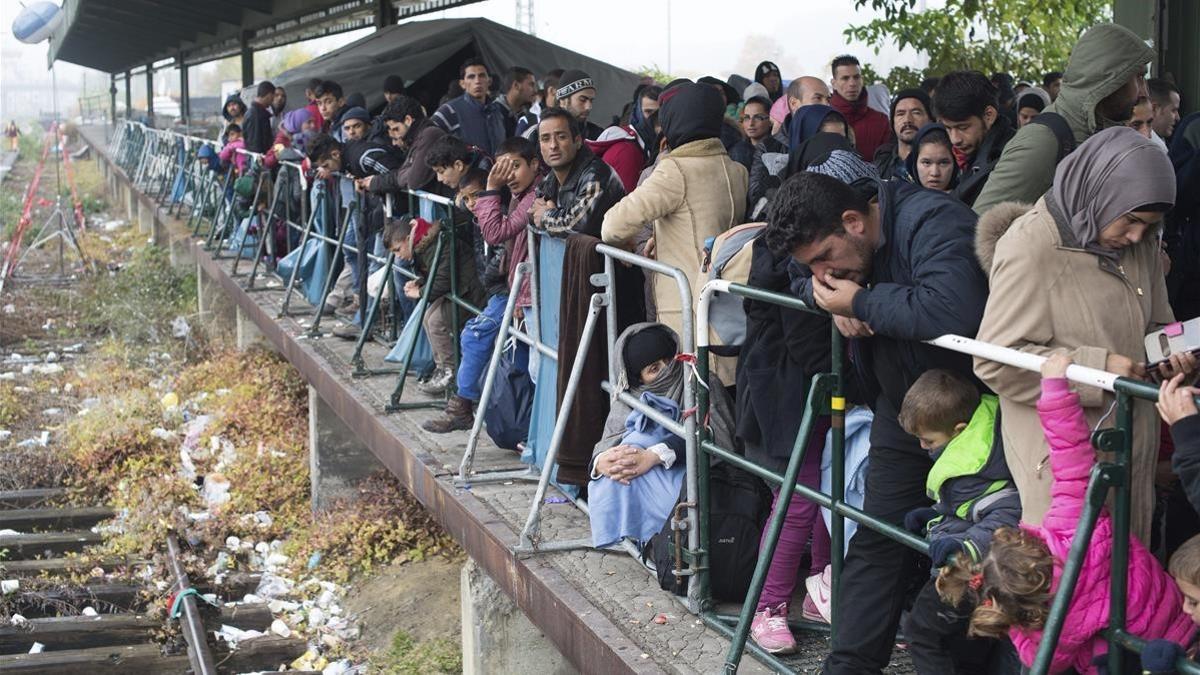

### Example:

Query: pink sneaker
xmin=750 ymin=603 xmax=797 ymax=654
xmin=801 ymin=595 xmax=827 ymax=623
xmin=803 ymin=565 xmax=833 ymax=624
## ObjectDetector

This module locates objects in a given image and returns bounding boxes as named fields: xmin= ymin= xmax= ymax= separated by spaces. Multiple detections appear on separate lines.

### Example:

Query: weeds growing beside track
xmin=1 ymin=143 xmax=465 ymax=671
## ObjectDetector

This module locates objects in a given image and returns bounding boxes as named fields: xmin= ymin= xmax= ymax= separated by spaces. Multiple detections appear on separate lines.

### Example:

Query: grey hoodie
xmin=973 ymin=24 xmax=1155 ymax=215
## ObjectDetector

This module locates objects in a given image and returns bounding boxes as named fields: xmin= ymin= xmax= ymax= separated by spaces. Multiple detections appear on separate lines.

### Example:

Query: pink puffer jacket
xmin=1009 ymin=378 xmax=1194 ymax=673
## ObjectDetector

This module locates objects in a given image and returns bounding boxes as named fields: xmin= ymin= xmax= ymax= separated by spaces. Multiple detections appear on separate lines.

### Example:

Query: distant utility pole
xmin=515 ymin=0 xmax=535 ymax=35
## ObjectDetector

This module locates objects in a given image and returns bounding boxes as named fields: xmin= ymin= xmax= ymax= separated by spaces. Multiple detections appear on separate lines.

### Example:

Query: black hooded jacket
xmin=736 ymin=237 xmax=834 ymax=471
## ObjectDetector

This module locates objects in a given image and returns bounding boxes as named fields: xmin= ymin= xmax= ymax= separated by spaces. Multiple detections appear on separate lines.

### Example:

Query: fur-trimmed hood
xmin=975 ymin=201 xmax=1032 ymax=274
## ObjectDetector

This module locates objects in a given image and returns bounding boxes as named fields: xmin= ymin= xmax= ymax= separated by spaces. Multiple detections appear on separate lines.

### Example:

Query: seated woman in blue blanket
xmin=588 ymin=323 xmax=735 ymax=548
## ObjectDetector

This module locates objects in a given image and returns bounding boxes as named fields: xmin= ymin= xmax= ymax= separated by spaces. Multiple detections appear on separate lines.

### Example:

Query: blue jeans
xmin=456 ymin=294 xmax=507 ymax=402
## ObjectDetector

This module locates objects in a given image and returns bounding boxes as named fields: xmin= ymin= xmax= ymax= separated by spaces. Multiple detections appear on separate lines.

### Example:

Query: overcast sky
xmin=1 ymin=0 xmax=926 ymax=120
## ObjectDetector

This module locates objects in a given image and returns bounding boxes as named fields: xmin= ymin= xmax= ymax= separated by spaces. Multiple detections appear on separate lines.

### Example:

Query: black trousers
xmin=824 ymin=440 xmax=932 ymax=674
xmin=903 ymin=577 xmax=995 ymax=675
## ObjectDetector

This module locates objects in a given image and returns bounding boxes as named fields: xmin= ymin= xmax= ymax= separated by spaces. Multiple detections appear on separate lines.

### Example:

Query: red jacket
xmin=585 ymin=126 xmax=645 ymax=194
xmin=830 ymin=93 xmax=890 ymax=162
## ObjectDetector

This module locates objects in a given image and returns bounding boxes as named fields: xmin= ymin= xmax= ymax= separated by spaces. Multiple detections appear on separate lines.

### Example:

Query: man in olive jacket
xmin=972 ymin=23 xmax=1154 ymax=215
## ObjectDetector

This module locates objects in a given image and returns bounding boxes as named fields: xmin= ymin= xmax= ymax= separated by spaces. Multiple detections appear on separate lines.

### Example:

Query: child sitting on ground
xmin=588 ymin=323 xmax=735 ymax=548
xmin=422 ymin=137 xmax=541 ymax=434
xmin=938 ymin=354 xmax=1194 ymax=674
xmin=217 ymin=124 xmax=247 ymax=175
xmin=897 ymin=369 xmax=1021 ymax=674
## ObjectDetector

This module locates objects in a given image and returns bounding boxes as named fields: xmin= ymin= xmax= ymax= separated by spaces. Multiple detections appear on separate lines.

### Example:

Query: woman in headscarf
xmin=905 ymin=123 xmax=960 ymax=193
xmin=747 ymin=107 xmax=851 ymax=217
xmin=588 ymin=323 xmax=735 ymax=547
xmin=974 ymin=126 xmax=1195 ymax=542
xmin=264 ymin=108 xmax=316 ymax=169
xmin=601 ymin=83 xmax=748 ymax=354
xmin=1015 ymin=86 xmax=1052 ymax=128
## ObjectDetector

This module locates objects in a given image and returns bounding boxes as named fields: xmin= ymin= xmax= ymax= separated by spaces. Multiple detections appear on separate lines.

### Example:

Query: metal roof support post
xmin=375 ymin=0 xmax=397 ymax=28
xmin=108 ymin=74 xmax=117 ymax=129
xmin=145 ymin=65 xmax=154 ymax=125
xmin=124 ymin=70 xmax=132 ymax=120
xmin=179 ymin=57 xmax=190 ymax=125
xmin=240 ymin=31 xmax=254 ymax=87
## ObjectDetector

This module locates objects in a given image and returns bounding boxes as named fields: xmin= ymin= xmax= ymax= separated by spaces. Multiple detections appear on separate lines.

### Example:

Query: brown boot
xmin=421 ymin=394 xmax=474 ymax=434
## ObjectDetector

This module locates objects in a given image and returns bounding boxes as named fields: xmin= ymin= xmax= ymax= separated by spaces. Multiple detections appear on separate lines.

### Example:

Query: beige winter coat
xmin=601 ymin=138 xmax=747 ymax=381
xmin=973 ymin=200 xmax=1174 ymax=542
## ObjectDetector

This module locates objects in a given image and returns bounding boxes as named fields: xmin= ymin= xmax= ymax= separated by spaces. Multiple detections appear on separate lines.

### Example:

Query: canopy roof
xmin=48 ymin=0 xmax=483 ymax=73
xmin=271 ymin=17 xmax=644 ymax=127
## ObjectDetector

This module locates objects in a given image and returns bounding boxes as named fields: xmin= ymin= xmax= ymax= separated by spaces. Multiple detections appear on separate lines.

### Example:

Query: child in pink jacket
xmin=937 ymin=354 xmax=1194 ymax=674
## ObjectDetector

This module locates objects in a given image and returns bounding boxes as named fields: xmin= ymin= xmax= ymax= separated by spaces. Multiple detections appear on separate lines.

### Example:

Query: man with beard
xmin=973 ymin=23 xmax=1153 ymax=214
xmin=765 ymin=171 xmax=988 ymax=673
xmin=530 ymin=107 xmax=625 ymax=236
xmin=873 ymin=88 xmax=932 ymax=181
xmin=932 ymin=71 xmax=1015 ymax=206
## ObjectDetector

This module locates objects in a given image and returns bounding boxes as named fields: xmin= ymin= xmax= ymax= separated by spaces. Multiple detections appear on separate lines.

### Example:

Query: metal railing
xmin=105 ymin=119 xmax=1200 ymax=674
xmin=695 ymin=279 xmax=1200 ymax=675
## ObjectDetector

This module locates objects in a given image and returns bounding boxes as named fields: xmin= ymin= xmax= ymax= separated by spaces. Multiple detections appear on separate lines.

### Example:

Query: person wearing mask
xmin=601 ymin=82 xmax=748 ymax=345
xmin=1043 ymin=71 xmax=1063 ymax=102
xmin=1014 ymin=87 xmax=1051 ymax=128
xmin=829 ymin=55 xmax=890 ymax=162
xmin=496 ymin=66 xmax=537 ymax=137
xmin=730 ymin=96 xmax=785 ymax=171
xmin=431 ymin=58 xmax=506 ymax=156
xmin=630 ymin=85 xmax=663 ymax=155
xmin=974 ymin=126 xmax=1192 ymax=545
xmin=932 ymin=70 xmax=1015 ymax=207
xmin=770 ymin=76 xmax=832 ymax=139
xmin=872 ymin=88 xmax=932 ymax=181
xmin=242 ymin=80 xmax=277 ymax=155
xmin=754 ymin=61 xmax=784 ymax=102
xmin=973 ymin=24 xmax=1153 ymax=214
xmin=1149 ymin=78 xmax=1182 ymax=143
xmin=765 ymin=168 xmax=988 ymax=674
xmin=906 ymin=123 xmax=959 ymax=193
xmin=530 ymin=107 xmax=626 ymax=237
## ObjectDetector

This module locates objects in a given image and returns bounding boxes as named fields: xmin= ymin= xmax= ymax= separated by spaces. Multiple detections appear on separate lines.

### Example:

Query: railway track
xmin=0 ymin=488 xmax=309 ymax=673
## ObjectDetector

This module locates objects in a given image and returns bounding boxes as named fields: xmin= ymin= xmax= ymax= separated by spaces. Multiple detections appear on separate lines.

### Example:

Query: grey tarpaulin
xmin=269 ymin=18 xmax=644 ymax=127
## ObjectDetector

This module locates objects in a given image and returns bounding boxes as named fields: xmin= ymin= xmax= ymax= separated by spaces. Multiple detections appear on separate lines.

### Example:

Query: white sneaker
xmin=803 ymin=565 xmax=833 ymax=624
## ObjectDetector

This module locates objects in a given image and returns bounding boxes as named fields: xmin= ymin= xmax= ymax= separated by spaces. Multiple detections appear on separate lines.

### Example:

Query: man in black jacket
xmin=765 ymin=172 xmax=988 ymax=674
xmin=932 ymin=71 xmax=1015 ymax=206
xmin=531 ymin=107 xmax=625 ymax=237
xmin=872 ymin=88 xmax=932 ymax=181
xmin=242 ymin=81 xmax=276 ymax=155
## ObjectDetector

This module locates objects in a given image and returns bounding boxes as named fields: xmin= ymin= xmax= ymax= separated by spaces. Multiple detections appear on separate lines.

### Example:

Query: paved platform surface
xmin=80 ymin=124 xmax=918 ymax=674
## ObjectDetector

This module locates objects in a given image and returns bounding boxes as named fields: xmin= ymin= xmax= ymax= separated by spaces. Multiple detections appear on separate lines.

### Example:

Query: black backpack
xmin=1029 ymin=112 xmax=1077 ymax=163
xmin=645 ymin=461 xmax=773 ymax=601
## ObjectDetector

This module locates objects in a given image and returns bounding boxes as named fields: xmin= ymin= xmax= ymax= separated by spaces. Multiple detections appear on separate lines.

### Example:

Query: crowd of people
xmin=207 ymin=20 xmax=1200 ymax=674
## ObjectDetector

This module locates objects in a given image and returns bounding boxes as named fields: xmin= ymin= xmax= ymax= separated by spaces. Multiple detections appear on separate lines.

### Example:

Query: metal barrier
xmin=695 ymin=279 xmax=1200 ymax=675
xmin=105 ymin=119 xmax=1200 ymax=674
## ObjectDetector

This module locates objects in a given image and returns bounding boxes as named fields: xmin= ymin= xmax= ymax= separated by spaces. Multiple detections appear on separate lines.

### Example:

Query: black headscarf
xmin=788 ymin=132 xmax=856 ymax=176
xmin=659 ymin=82 xmax=724 ymax=149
